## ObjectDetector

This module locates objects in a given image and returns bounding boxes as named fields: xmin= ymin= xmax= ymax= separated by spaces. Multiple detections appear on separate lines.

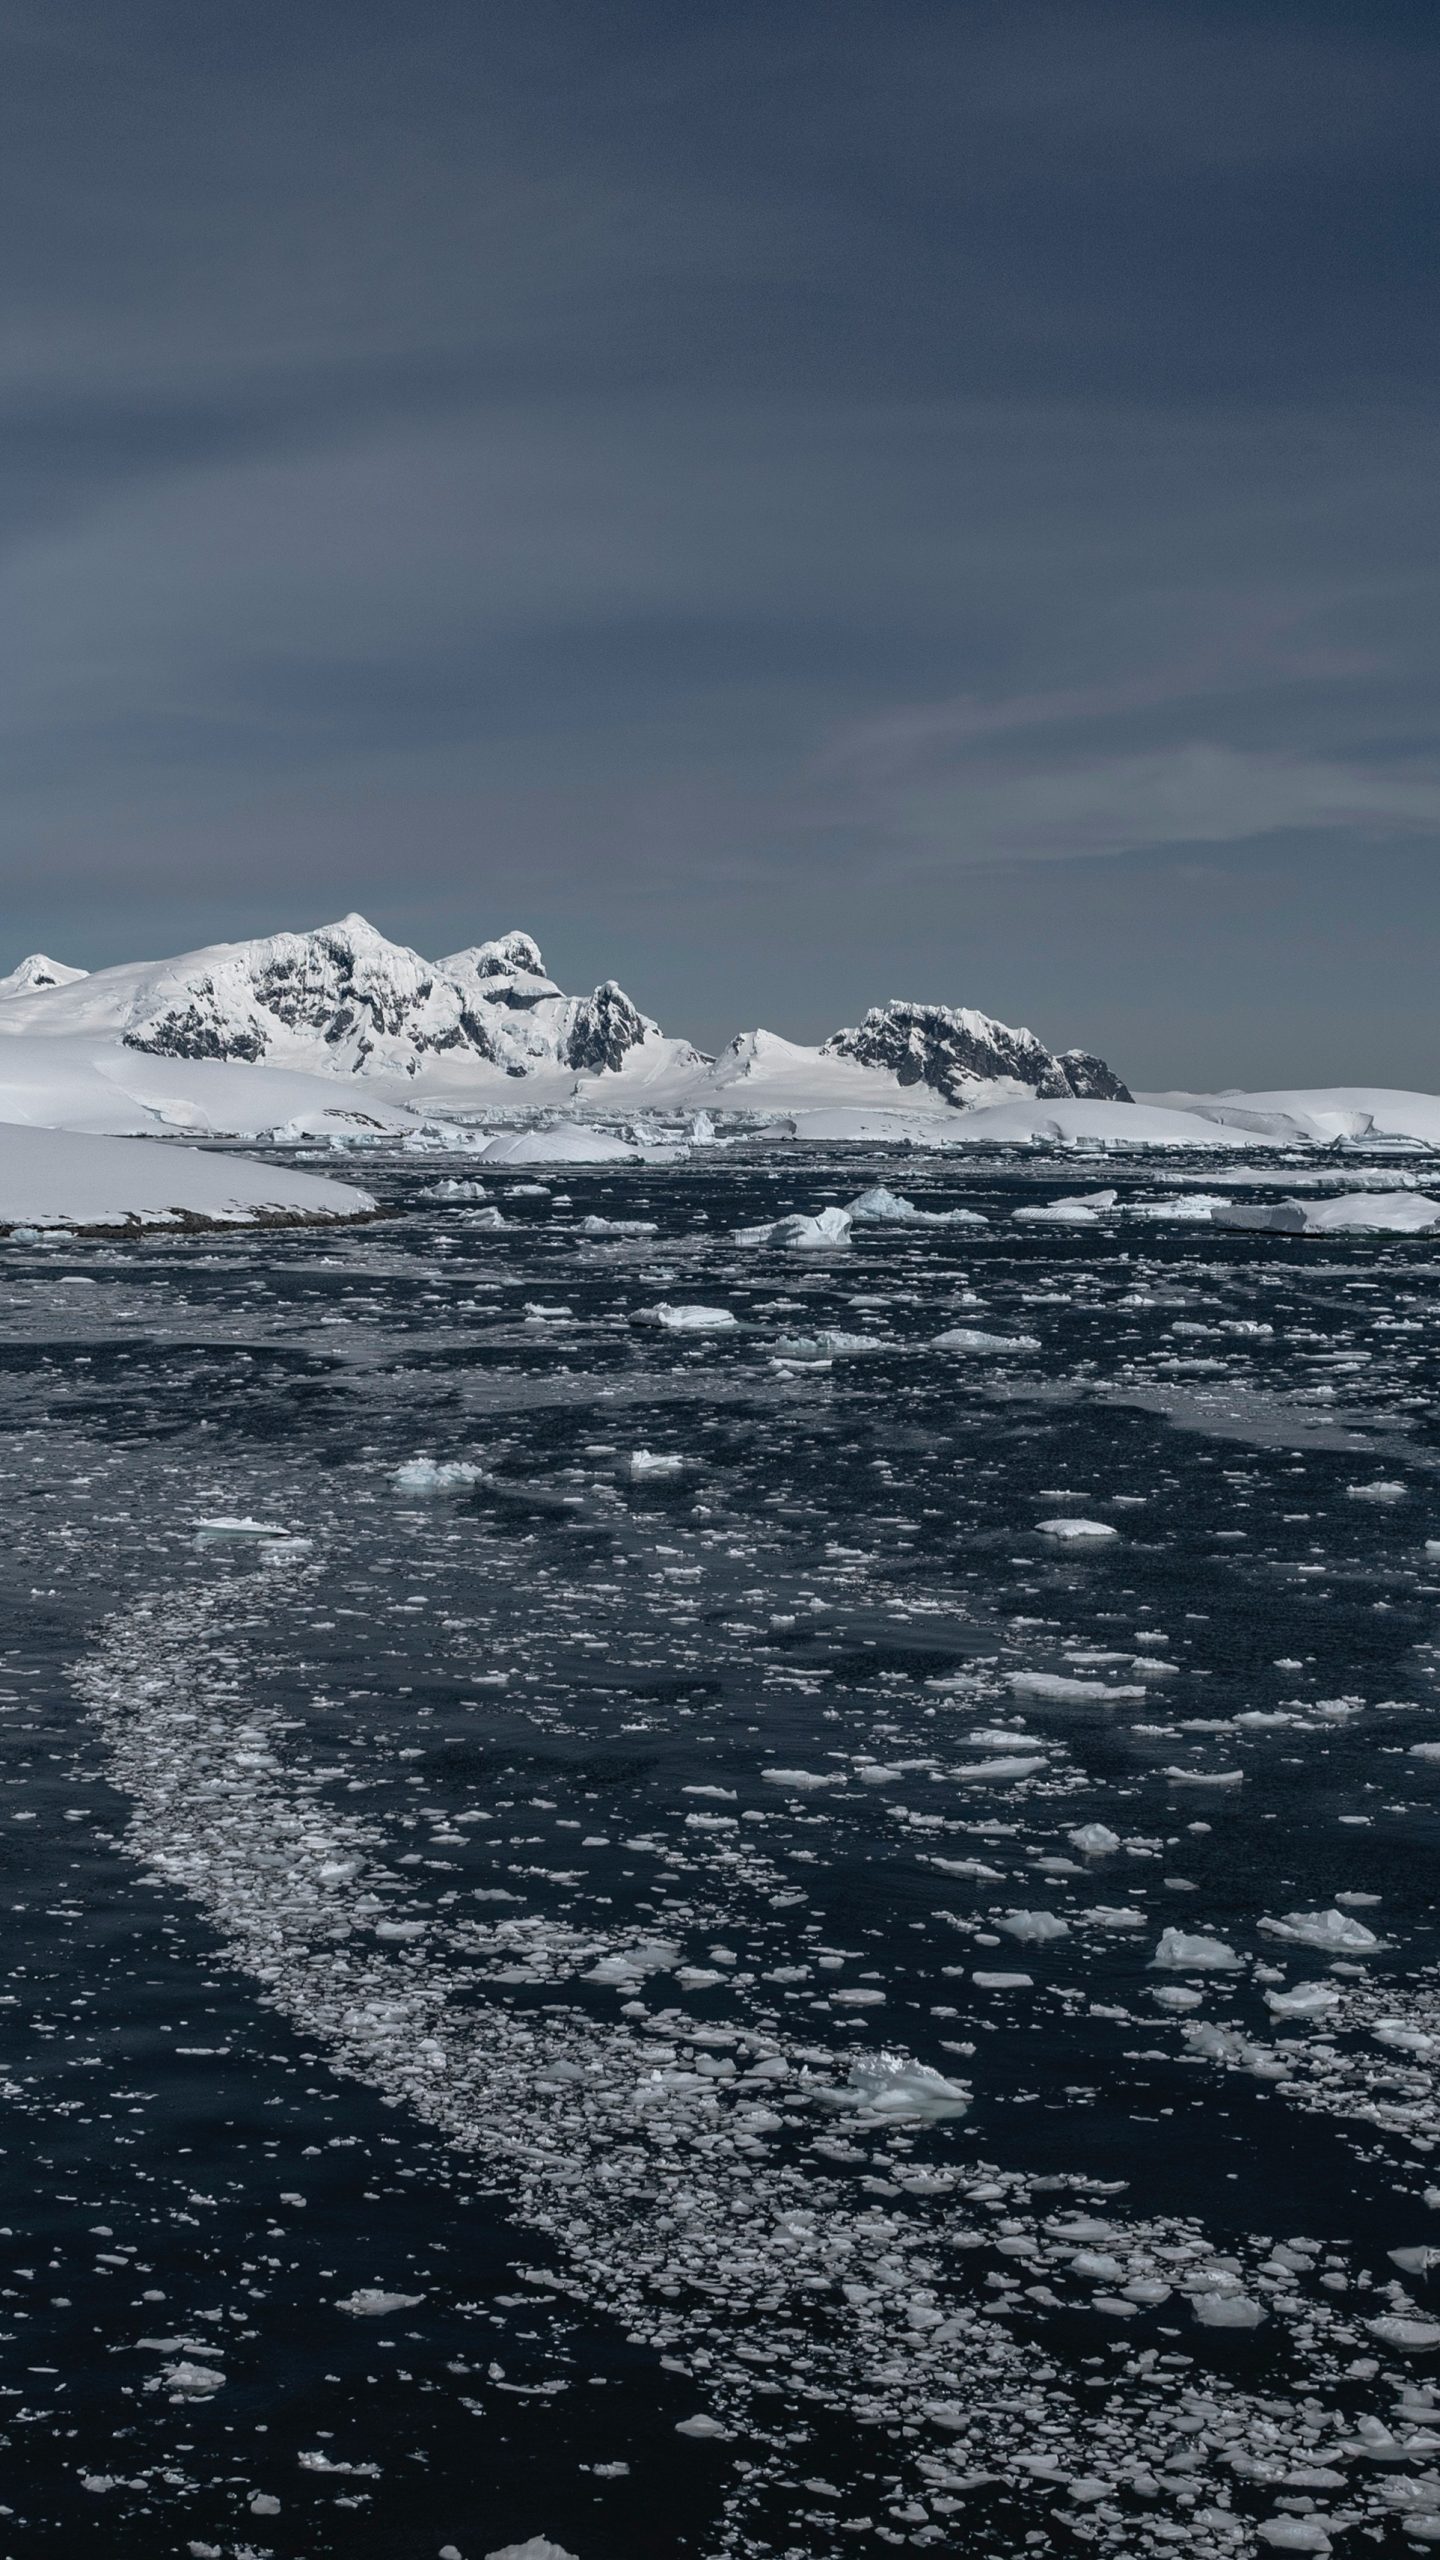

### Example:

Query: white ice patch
xmin=734 ymin=1206 xmax=853 ymax=1250
xmin=1151 ymin=1928 xmax=1241 ymax=1971
xmin=1260 ymin=1908 xmax=1385 ymax=1953
xmin=932 ymin=1327 xmax=1042 ymax=1354
xmin=393 ymin=1458 xmax=487 ymax=1495
xmin=1035 ymin=1518 xmax=1120 ymax=1543
xmin=649 ymin=1303 xmax=738 ymax=1332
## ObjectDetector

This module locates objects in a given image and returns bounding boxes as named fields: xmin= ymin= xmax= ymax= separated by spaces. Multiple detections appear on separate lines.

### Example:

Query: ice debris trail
xmin=77 ymin=1574 xmax=1440 ymax=2558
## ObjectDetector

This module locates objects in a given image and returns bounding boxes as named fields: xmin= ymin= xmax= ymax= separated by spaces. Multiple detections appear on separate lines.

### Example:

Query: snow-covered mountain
xmin=0 ymin=915 xmax=703 ymax=1085
xmin=823 ymin=1001 xmax=1130 ymax=1107
xmin=0 ymin=914 xmax=1129 ymax=1113
xmin=0 ymin=953 xmax=89 ymax=996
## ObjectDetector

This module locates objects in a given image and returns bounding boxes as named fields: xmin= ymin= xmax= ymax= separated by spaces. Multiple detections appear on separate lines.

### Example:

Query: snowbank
xmin=0 ymin=1033 xmax=413 ymax=1142
xmin=940 ymin=1099 xmax=1255 ymax=1151
xmin=1143 ymin=1087 xmax=1440 ymax=1148
xmin=0 ymin=1122 xmax=375 ymax=1230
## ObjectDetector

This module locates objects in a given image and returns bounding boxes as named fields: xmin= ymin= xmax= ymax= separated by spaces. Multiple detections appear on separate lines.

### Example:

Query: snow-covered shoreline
xmin=0 ymin=1121 xmax=376 ymax=1233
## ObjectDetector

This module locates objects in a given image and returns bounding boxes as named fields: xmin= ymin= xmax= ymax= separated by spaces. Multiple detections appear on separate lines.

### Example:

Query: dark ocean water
xmin=3 ymin=1147 xmax=1440 ymax=2560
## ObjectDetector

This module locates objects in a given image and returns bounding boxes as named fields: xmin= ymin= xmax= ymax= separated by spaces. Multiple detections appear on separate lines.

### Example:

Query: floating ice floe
xmin=650 ymin=1302 xmax=738 ymax=1332
xmin=996 ymin=1909 xmax=1070 ymax=1944
xmin=485 ymin=2538 xmax=581 ymax=2560
xmin=1347 ymin=1479 xmax=1408 ymax=1501
xmin=815 ymin=2052 xmax=971 ymax=2121
xmin=477 ymin=1124 xmax=641 ymax=1165
xmin=1012 ymin=1189 xmax=1118 ymax=1225
xmin=734 ymin=1205 xmax=853 ymax=1250
xmin=628 ymin=1449 xmax=687 ymax=1477
xmin=1010 ymin=1671 xmax=1142 ymax=1702
xmin=1264 ymin=1982 xmax=1341 ymax=2017
xmin=156 ymin=2359 xmax=225 ymax=2398
xmin=1367 ymin=2316 xmax=1440 ymax=2352
xmin=1260 ymin=1907 xmax=1385 ymax=1952
xmin=1151 ymin=1928 xmax=1241 ymax=1970
xmin=1069 ymin=1822 xmax=1121 ymax=1855
xmin=393 ymin=1457 xmax=486 ymax=1495
xmin=773 ymin=1327 xmax=887 ymax=1361
xmin=1193 ymin=2291 xmax=1266 ymax=2328
xmin=1213 ymin=1192 xmax=1440 ymax=1235
xmin=336 ymin=2288 xmax=425 ymax=2317
xmin=581 ymin=1213 xmax=658 ymax=1235
xmin=194 ymin=1516 xmax=295 ymax=1541
xmin=1035 ymin=1517 xmax=1119 ymax=1543
xmin=932 ymin=1326 xmax=1042 ymax=1354
xmin=845 ymin=1186 xmax=987 ymax=1227
xmin=1129 ymin=1194 xmax=1232 ymax=1222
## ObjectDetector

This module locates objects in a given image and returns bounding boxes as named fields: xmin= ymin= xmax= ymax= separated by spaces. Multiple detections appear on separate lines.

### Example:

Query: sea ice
xmin=1260 ymin=1909 xmax=1384 ymax=1952
xmin=650 ymin=1303 xmax=738 ymax=1331
xmin=393 ymin=1458 xmax=486 ymax=1494
xmin=932 ymin=1326 xmax=1042 ymax=1354
xmin=1035 ymin=1518 xmax=1119 ymax=1542
xmin=628 ymin=1449 xmax=687 ymax=1477
xmin=818 ymin=2052 xmax=971 ymax=2121
xmin=484 ymin=2540 xmax=581 ymax=2560
xmin=1151 ymin=1928 xmax=1241 ymax=1970
xmin=1012 ymin=1189 xmax=1118 ymax=1224
xmin=845 ymin=1186 xmax=987 ymax=1226
xmin=996 ymin=1909 xmax=1070 ymax=1943
xmin=734 ymin=1206 xmax=853 ymax=1250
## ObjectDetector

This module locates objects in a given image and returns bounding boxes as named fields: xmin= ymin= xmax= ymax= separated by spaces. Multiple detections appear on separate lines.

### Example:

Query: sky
xmin=3 ymin=0 xmax=1438 ymax=1088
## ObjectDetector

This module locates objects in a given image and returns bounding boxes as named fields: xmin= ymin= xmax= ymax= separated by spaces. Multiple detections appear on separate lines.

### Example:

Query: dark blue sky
xmin=3 ymin=0 xmax=1438 ymax=1083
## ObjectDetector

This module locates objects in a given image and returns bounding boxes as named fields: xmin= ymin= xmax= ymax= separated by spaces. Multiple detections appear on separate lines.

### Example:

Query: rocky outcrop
xmin=822 ymin=1001 xmax=1130 ymax=1108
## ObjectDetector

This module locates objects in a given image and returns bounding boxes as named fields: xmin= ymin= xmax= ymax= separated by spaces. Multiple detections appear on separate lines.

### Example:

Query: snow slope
xmin=1142 ymin=1089 xmax=1440 ymax=1148
xmin=0 ymin=1123 xmax=375 ymax=1230
xmin=0 ymin=1038 xmax=415 ymax=1141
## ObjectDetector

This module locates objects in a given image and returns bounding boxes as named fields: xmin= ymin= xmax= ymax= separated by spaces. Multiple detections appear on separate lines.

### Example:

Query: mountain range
xmin=0 ymin=913 xmax=1129 ymax=1111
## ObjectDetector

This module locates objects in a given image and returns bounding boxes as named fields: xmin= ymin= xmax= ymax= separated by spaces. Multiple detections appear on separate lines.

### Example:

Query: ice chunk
xmin=1260 ymin=1908 xmax=1384 ymax=1952
xmin=1368 ymin=2315 xmax=1440 ymax=2351
xmin=1263 ymin=1983 xmax=1340 ymax=2017
xmin=651 ymin=1303 xmax=738 ymax=1331
xmin=1013 ymin=1189 xmax=1118 ymax=1224
xmin=393 ymin=1458 xmax=486 ymax=1495
xmin=336 ymin=2288 xmax=424 ymax=2317
xmin=996 ymin=1909 xmax=1070 ymax=1943
xmin=582 ymin=1214 xmax=658 ymax=1235
xmin=932 ymin=1327 xmax=1042 ymax=1354
xmin=1193 ymin=2291 xmax=1266 ymax=2328
xmin=1035 ymin=1518 xmax=1119 ymax=1542
xmin=734 ymin=1206 xmax=853 ymax=1250
xmin=1214 ymin=1191 xmax=1440 ymax=1234
xmin=1010 ymin=1671 xmax=1143 ymax=1701
xmin=1151 ymin=1927 xmax=1240 ymax=1970
xmin=949 ymin=1754 xmax=1047 ymax=1781
xmin=1069 ymin=1822 xmax=1121 ymax=1856
xmin=1258 ymin=2519 xmax=1331 ymax=2550
xmin=485 ymin=2541 xmax=581 ymax=2560
xmin=628 ymin=1449 xmax=686 ymax=1477
xmin=675 ymin=2414 xmax=731 ymax=2439
xmin=817 ymin=2052 xmax=970 ymax=2121
xmin=159 ymin=2360 xmax=226 ymax=2397
xmin=846 ymin=1186 xmax=986 ymax=1227
xmin=194 ymin=1516 xmax=294 ymax=1540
